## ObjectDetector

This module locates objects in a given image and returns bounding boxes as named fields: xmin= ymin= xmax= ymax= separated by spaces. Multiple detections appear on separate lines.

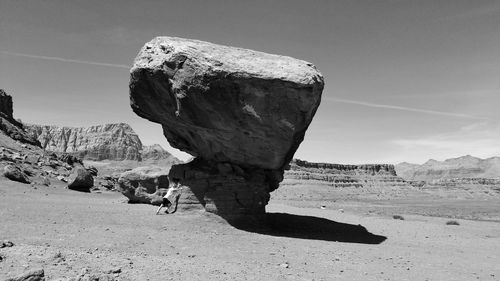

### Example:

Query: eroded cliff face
xmin=285 ymin=159 xmax=408 ymax=189
xmin=26 ymin=123 xmax=143 ymax=161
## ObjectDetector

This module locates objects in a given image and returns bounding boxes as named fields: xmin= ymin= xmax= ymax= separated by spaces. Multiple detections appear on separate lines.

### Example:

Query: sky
xmin=1 ymin=0 xmax=500 ymax=164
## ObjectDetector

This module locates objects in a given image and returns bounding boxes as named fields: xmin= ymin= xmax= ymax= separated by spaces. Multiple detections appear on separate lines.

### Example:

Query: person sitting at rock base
xmin=156 ymin=178 xmax=183 ymax=215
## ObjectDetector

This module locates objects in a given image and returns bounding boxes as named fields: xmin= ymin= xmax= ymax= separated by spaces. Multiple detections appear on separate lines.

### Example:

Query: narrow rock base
xmin=169 ymin=158 xmax=283 ymax=219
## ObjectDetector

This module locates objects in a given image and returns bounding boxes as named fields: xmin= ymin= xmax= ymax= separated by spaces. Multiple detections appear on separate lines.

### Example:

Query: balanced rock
xmin=117 ymin=166 xmax=169 ymax=205
xmin=67 ymin=167 xmax=94 ymax=192
xmin=130 ymin=37 xmax=323 ymax=217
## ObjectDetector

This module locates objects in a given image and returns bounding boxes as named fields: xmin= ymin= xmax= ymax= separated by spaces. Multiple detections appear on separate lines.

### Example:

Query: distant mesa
xmin=129 ymin=36 xmax=324 ymax=219
xmin=284 ymin=159 xmax=411 ymax=190
xmin=26 ymin=123 xmax=177 ymax=162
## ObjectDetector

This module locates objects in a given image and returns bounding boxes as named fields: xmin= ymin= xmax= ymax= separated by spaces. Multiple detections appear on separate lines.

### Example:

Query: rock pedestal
xmin=129 ymin=37 xmax=323 ymax=218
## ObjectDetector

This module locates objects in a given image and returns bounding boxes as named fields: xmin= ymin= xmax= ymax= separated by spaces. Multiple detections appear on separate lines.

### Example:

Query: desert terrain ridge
xmin=1 ymin=175 xmax=499 ymax=280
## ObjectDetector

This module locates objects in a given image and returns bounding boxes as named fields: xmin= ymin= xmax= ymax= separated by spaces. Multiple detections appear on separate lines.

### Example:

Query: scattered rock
xmin=117 ymin=166 xmax=169 ymax=205
xmin=67 ymin=167 xmax=94 ymax=192
xmin=0 ymin=240 xmax=14 ymax=248
xmin=86 ymin=166 xmax=98 ymax=177
xmin=393 ymin=215 xmax=405 ymax=220
xmin=446 ymin=220 xmax=460 ymax=225
xmin=5 ymin=268 xmax=44 ymax=281
xmin=3 ymin=164 xmax=30 ymax=184
xmin=57 ymin=175 xmax=67 ymax=182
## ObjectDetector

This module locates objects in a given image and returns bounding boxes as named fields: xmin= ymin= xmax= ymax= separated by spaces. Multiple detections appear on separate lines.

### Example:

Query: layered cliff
xmin=284 ymin=159 xmax=409 ymax=189
xmin=26 ymin=123 xmax=143 ymax=161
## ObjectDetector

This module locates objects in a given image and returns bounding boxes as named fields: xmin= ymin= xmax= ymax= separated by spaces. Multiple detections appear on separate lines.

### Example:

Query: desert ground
xmin=1 ymin=177 xmax=499 ymax=281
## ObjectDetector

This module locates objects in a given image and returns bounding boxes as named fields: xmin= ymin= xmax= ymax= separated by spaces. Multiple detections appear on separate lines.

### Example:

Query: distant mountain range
xmin=395 ymin=155 xmax=500 ymax=181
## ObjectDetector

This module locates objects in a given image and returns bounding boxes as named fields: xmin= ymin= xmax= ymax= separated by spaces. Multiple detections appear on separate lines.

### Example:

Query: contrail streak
xmin=326 ymin=97 xmax=489 ymax=120
xmin=0 ymin=50 xmax=130 ymax=69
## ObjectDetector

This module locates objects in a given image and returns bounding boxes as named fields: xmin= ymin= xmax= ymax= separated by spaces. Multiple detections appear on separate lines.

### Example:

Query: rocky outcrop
xmin=285 ymin=159 xmax=410 ymax=189
xmin=0 ymin=89 xmax=41 ymax=146
xmin=117 ymin=166 xmax=170 ymax=204
xmin=0 ymin=89 xmax=13 ymax=118
xmin=26 ymin=123 xmax=143 ymax=161
xmin=130 ymin=37 xmax=324 ymax=217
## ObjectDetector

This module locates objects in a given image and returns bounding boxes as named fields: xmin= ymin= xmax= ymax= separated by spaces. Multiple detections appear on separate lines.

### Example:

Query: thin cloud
xmin=0 ymin=50 xmax=130 ymax=69
xmin=325 ymin=97 xmax=488 ymax=120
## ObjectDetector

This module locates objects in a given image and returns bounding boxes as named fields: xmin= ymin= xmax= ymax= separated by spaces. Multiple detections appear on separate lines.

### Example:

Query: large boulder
xmin=129 ymin=37 xmax=323 ymax=217
xmin=117 ymin=166 xmax=170 ymax=205
xmin=3 ymin=164 xmax=30 ymax=184
xmin=67 ymin=167 xmax=94 ymax=192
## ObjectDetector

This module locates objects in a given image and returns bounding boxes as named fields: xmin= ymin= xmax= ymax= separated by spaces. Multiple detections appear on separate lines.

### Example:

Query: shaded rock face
xmin=67 ymin=166 xmax=94 ymax=192
xmin=3 ymin=164 xmax=31 ymax=184
xmin=0 ymin=89 xmax=13 ymax=118
xmin=117 ymin=166 xmax=170 ymax=205
xmin=0 ymin=89 xmax=41 ymax=146
xmin=26 ymin=123 xmax=143 ymax=161
xmin=130 ymin=37 xmax=323 ymax=217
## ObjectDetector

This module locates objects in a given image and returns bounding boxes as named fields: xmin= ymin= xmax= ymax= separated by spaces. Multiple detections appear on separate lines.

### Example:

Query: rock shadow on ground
xmin=230 ymin=212 xmax=387 ymax=244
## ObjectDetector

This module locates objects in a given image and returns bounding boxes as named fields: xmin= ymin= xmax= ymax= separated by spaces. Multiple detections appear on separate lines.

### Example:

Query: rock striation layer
xmin=130 ymin=37 xmax=324 ymax=217
xmin=285 ymin=159 xmax=410 ymax=189
xmin=26 ymin=123 xmax=143 ymax=161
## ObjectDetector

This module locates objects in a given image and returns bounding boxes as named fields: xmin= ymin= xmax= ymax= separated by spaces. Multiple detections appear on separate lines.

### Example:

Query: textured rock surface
xmin=5 ymin=268 xmax=45 ymax=281
xmin=67 ymin=166 xmax=94 ymax=192
xmin=130 ymin=37 xmax=323 ymax=217
xmin=3 ymin=164 xmax=31 ymax=184
xmin=130 ymin=36 xmax=323 ymax=170
xmin=117 ymin=166 xmax=169 ymax=205
xmin=27 ymin=123 xmax=143 ymax=161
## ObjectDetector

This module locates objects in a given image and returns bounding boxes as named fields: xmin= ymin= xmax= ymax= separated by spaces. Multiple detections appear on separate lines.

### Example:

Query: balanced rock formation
xmin=130 ymin=37 xmax=324 ymax=217
xmin=26 ymin=123 xmax=143 ymax=161
xmin=117 ymin=166 xmax=170 ymax=205
xmin=0 ymin=89 xmax=41 ymax=146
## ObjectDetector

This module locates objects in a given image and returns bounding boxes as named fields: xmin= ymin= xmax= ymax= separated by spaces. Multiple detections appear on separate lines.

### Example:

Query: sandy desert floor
xmin=1 ymin=178 xmax=499 ymax=281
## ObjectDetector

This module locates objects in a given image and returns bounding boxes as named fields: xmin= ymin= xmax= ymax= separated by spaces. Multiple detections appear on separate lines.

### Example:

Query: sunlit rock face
xmin=130 ymin=36 xmax=323 ymax=217
xmin=26 ymin=123 xmax=143 ymax=161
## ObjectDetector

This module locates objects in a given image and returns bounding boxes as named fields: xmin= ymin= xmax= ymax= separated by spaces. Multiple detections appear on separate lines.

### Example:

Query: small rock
xmin=279 ymin=262 xmax=289 ymax=269
xmin=0 ymin=240 xmax=14 ymax=248
xmin=5 ymin=268 xmax=44 ymax=281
